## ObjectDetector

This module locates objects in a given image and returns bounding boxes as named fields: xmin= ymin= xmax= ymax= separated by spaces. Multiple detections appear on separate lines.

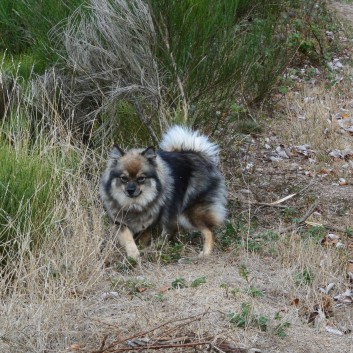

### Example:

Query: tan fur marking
xmin=199 ymin=228 xmax=214 ymax=257
xmin=116 ymin=227 xmax=140 ymax=259
xmin=187 ymin=205 xmax=220 ymax=229
xmin=182 ymin=206 xmax=218 ymax=257
xmin=122 ymin=155 xmax=142 ymax=177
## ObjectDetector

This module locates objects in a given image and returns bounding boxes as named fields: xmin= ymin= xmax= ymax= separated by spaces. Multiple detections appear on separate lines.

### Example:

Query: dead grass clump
xmin=53 ymin=0 xmax=163 ymax=143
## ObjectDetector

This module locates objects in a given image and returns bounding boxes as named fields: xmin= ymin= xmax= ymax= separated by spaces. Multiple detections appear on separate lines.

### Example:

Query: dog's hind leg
xmin=199 ymin=228 xmax=214 ymax=257
xmin=117 ymin=227 xmax=140 ymax=260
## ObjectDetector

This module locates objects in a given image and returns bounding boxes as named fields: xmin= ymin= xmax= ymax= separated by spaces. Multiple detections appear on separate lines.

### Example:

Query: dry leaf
xmin=290 ymin=298 xmax=300 ymax=306
xmin=101 ymin=291 xmax=119 ymax=300
xmin=347 ymin=261 xmax=353 ymax=273
xmin=329 ymin=150 xmax=343 ymax=159
xmin=213 ymin=338 xmax=247 ymax=353
xmin=338 ymin=118 xmax=353 ymax=132
xmin=70 ymin=343 xmax=85 ymax=351
xmin=321 ymin=295 xmax=333 ymax=312
xmin=339 ymin=178 xmax=348 ymax=186
xmin=326 ymin=326 xmax=344 ymax=335
xmin=308 ymin=311 xmax=319 ymax=324
xmin=158 ymin=286 xmax=171 ymax=293
xmin=333 ymin=289 xmax=353 ymax=304
xmin=321 ymin=233 xmax=340 ymax=246
xmin=319 ymin=283 xmax=335 ymax=294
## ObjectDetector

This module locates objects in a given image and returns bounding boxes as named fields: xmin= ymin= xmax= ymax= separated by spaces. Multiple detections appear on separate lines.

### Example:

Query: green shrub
xmin=0 ymin=142 xmax=60 ymax=258
xmin=0 ymin=0 xmax=83 ymax=75
xmin=150 ymin=0 xmax=292 ymax=125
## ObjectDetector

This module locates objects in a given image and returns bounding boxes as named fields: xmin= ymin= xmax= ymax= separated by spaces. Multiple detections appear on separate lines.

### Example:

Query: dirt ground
xmin=332 ymin=2 xmax=353 ymax=27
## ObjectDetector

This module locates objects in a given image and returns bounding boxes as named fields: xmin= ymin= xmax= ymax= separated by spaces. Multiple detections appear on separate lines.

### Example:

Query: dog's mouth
xmin=124 ymin=190 xmax=142 ymax=198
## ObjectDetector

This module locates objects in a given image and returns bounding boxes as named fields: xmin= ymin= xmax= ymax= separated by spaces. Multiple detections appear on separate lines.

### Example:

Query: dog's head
xmin=104 ymin=145 xmax=161 ymax=209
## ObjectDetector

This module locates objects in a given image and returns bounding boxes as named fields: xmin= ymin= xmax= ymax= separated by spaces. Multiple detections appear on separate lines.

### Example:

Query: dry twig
xmin=278 ymin=199 xmax=319 ymax=234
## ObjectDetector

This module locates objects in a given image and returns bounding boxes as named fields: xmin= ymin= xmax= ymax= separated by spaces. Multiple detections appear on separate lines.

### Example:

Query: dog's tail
xmin=160 ymin=125 xmax=220 ymax=165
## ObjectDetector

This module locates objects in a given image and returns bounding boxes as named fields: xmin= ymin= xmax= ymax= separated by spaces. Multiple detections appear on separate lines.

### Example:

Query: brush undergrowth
xmin=0 ymin=142 xmax=59 ymax=260
xmin=0 ymin=109 xmax=82 ymax=263
xmin=1 ymin=0 xmax=336 ymax=145
xmin=0 ymin=0 xmax=83 ymax=76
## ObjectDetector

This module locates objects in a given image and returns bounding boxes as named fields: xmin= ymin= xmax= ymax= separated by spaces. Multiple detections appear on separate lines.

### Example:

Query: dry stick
xmin=90 ymin=311 xmax=209 ymax=353
xmin=103 ymin=340 xmax=211 ymax=352
xmin=278 ymin=199 xmax=319 ymax=234
xmin=98 ymin=334 xmax=109 ymax=352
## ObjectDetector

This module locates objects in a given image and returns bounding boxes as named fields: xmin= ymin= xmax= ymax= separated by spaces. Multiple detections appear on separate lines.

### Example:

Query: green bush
xmin=0 ymin=0 xmax=83 ymax=75
xmin=150 ymin=0 xmax=292 ymax=124
xmin=0 ymin=142 xmax=60 ymax=258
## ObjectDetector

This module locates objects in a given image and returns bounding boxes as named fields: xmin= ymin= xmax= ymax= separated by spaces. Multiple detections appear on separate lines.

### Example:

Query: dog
xmin=99 ymin=125 xmax=227 ymax=260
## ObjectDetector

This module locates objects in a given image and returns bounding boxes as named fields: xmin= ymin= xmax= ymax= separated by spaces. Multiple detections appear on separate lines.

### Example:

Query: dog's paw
xmin=198 ymin=250 xmax=211 ymax=258
xmin=126 ymin=248 xmax=140 ymax=261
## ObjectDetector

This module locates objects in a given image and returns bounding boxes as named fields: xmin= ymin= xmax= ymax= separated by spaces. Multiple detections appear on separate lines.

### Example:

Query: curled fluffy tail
xmin=160 ymin=125 xmax=220 ymax=165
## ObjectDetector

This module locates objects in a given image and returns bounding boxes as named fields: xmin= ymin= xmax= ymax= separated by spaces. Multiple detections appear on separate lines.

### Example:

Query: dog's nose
xmin=126 ymin=183 xmax=136 ymax=196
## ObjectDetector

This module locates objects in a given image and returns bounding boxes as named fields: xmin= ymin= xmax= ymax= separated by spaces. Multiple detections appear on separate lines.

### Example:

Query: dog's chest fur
xmin=107 ymin=199 xmax=160 ymax=234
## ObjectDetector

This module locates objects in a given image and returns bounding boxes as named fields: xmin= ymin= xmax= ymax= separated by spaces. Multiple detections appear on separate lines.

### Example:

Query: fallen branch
xmin=278 ymin=199 xmax=319 ymax=234
xmin=305 ymin=221 xmax=352 ymax=235
xmin=90 ymin=311 xmax=209 ymax=353
xmin=99 ymin=340 xmax=211 ymax=352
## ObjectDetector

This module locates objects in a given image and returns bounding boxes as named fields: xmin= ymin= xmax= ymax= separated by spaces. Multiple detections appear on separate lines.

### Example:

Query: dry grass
xmin=272 ymin=74 xmax=353 ymax=161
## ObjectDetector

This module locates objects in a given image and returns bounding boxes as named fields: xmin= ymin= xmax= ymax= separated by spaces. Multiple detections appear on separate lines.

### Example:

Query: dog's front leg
xmin=117 ymin=226 xmax=140 ymax=260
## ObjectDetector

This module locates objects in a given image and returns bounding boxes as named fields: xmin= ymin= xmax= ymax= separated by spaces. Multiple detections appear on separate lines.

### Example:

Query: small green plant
xmin=238 ymin=120 xmax=262 ymax=135
xmin=111 ymin=277 xmax=155 ymax=294
xmin=191 ymin=276 xmax=207 ymax=288
xmin=229 ymin=303 xmax=252 ymax=328
xmin=171 ymin=277 xmax=187 ymax=289
xmin=229 ymin=303 xmax=268 ymax=331
xmin=247 ymin=286 xmax=264 ymax=298
xmin=347 ymin=227 xmax=353 ymax=237
xmin=275 ymin=321 xmax=291 ymax=338
xmin=256 ymin=316 xmax=269 ymax=332
xmin=307 ymin=226 xmax=326 ymax=241
xmin=218 ymin=221 xmax=239 ymax=250
xmin=158 ymin=241 xmax=185 ymax=264
xmin=281 ymin=207 xmax=299 ymax=221
xmin=246 ymin=238 xmax=263 ymax=253
xmin=154 ymin=293 xmax=166 ymax=302
xmin=295 ymin=268 xmax=314 ymax=286
xmin=239 ymin=264 xmax=250 ymax=282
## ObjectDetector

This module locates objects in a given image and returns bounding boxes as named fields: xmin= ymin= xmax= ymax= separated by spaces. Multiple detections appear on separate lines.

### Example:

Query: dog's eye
xmin=120 ymin=175 xmax=128 ymax=183
xmin=137 ymin=177 xmax=145 ymax=184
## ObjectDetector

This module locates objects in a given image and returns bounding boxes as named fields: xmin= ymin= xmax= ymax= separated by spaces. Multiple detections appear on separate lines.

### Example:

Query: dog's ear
xmin=141 ymin=146 xmax=156 ymax=159
xmin=110 ymin=144 xmax=125 ymax=159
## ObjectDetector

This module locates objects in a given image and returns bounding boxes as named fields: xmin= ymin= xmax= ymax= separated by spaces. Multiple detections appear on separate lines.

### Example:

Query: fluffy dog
xmin=99 ymin=125 xmax=227 ymax=260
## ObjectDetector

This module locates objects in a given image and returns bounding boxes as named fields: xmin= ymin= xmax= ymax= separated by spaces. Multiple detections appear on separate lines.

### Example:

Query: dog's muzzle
xmin=126 ymin=182 xmax=140 ymax=197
